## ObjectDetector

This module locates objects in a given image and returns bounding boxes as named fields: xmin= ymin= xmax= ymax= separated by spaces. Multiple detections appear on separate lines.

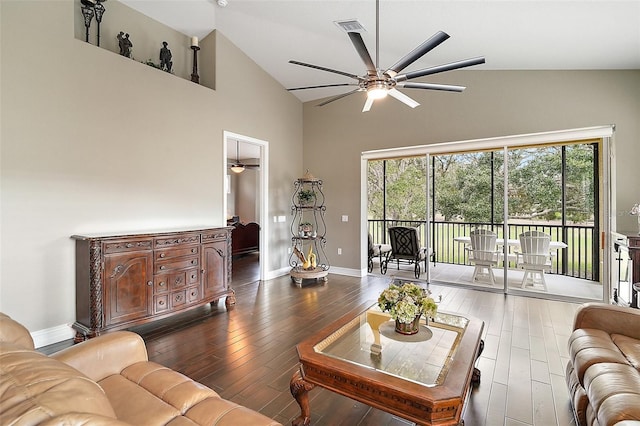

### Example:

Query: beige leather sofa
xmin=565 ymin=303 xmax=640 ymax=426
xmin=0 ymin=313 xmax=282 ymax=425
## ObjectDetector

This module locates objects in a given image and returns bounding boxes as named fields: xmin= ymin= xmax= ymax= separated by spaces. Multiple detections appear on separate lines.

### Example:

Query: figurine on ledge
xmin=159 ymin=41 xmax=172 ymax=72
xmin=117 ymin=31 xmax=132 ymax=57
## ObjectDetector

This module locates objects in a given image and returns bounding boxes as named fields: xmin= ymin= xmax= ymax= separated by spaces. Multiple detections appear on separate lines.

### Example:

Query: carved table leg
xmin=471 ymin=339 xmax=484 ymax=386
xmin=290 ymin=368 xmax=315 ymax=426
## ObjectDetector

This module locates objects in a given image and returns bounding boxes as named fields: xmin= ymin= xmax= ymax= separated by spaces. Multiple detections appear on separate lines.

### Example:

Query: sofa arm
xmin=573 ymin=303 xmax=640 ymax=340
xmin=52 ymin=331 xmax=148 ymax=382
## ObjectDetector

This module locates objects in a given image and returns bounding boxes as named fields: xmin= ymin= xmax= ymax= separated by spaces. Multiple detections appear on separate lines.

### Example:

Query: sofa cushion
xmin=0 ymin=342 xmax=117 ymax=424
xmin=0 ymin=313 xmax=35 ymax=350
xmin=569 ymin=328 xmax=630 ymax=384
xmin=99 ymin=360 xmax=280 ymax=426
xmin=584 ymin=363 xmax=640 ymax=425
xmin=612 ymin=334 xmax=640 ymax=370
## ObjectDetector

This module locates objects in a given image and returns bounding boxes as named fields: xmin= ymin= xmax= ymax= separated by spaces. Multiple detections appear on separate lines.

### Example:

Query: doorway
xmin=223 ymin=131 xmax=269 ymax=284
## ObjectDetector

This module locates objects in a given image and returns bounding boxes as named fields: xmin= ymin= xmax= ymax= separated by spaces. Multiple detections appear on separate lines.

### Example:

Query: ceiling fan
xmin=287 ymin=0 xmax=485 ymax=112
xmin=229 ymin=140 xmax=259 ymax=174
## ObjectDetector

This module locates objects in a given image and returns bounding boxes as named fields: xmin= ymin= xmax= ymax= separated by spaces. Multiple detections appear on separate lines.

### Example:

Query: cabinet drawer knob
xmin=159 ymin=281 xmax=165 ymax=287
xmin=191 ymin=260 xmax=197 ymax=265
xmin=147 ymin=281 xmax=153 ymax=286
xmin=160 ymin=265 xmax=166 ymax=270
xmin=191 ymin=248 xmax=197 ymax=253
xmin=160 ymin=253 xmax=166 ymax=258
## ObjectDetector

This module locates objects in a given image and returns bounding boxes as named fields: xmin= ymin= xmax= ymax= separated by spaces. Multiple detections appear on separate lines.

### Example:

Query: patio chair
xmin=468 ymin=229 xmax=501 ymax=285
xmin=381 ymin=226 xmax=431 ymax=279
xmin=368 ymin=233 xmax=391 ymax=273
xmin=516 ymin=230 xmax=552 ymax=290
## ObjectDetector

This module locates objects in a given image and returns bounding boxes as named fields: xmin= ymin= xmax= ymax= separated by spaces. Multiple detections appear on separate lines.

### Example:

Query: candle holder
xmin=191 ymin=45 xmax=201 ymax=84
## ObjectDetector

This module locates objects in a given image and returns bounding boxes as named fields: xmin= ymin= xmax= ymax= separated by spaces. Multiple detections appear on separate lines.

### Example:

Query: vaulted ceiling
xmin=121 ymin=0 xmax=640 ymax=104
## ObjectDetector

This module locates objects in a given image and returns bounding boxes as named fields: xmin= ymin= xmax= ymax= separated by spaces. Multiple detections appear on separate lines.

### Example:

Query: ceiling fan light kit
xmin=288 ymin=0 xmax=485 ymax=112
xmin=229 ymin=140 xmax=259 ymax=174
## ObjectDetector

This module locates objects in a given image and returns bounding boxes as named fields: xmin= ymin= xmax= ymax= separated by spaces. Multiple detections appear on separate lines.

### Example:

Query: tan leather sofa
xmin=0 ymin=313 xmax=282 ymax=425
xmin=565 ymin=303 xmax=640 ymax=426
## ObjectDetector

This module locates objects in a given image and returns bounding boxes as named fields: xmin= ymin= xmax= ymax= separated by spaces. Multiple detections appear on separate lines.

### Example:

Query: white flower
xmin=630 ymin=203 xmax=640 ymax=216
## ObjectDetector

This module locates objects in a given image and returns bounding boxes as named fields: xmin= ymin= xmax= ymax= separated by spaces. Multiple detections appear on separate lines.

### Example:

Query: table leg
xmin=290 ymin=368 xmax=315 ymax=426
xmin=471 ymin=339 xmax=484 ymax=386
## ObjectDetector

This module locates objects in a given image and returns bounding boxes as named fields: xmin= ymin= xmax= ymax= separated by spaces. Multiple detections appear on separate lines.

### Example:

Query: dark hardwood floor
xmin=43 ymin=253 xmax=580 ymax=426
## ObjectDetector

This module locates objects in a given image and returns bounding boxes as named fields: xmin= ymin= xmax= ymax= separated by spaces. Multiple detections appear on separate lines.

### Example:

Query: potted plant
xmin=377 ymin=282 xmax=438 ymax=335
xmin=297 ymin=189 xmax=316 ymax=206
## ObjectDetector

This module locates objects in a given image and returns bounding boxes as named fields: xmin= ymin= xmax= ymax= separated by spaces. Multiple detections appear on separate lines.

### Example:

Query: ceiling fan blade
xmin=396 ymin=57 xmax=486 ymax=81
xmin=289 ymin=60 xmax=363 ymax=80
xmin=316 ymin=89 xmax=360 ymax=107
xmin=347 ymin=32 xmax=376 ymax=73
xmin=385 ymin=31 xmax=450 ymax=77
xmin=287 ymin=83 xmax=357 ymax=91
xmin=387 ymin=88 xmax=420 ymax=108
xmin=397 ymin=82 xmax=466 ymax=92
xmin=362 ymin=96 xmax=374 ymax=112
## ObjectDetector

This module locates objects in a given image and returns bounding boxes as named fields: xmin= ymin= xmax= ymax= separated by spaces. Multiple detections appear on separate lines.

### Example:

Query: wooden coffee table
xmin=290 ymin=302 xmax=484 ymax=426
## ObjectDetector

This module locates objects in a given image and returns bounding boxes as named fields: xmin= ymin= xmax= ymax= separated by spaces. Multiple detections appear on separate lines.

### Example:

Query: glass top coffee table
xmin=290 ymin=301 xmax=484 ymax=426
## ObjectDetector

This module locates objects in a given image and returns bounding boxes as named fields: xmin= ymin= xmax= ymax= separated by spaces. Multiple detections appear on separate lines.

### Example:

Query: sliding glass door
xmin=365 ymin=127 xmax=613 ymax=303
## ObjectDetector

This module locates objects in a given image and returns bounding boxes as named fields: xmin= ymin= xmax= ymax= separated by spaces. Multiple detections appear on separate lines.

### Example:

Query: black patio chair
xmin=381 ymin=226 xmax=431 ymax=279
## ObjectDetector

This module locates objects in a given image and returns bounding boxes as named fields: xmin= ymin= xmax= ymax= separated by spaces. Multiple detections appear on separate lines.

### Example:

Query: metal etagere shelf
xmin=289 ymin=171 xmax=329 ymax=286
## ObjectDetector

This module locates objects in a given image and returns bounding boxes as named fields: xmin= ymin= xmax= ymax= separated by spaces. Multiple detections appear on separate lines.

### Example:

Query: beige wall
xmin=0 ymin=0 xmax=302 ymax=334
xmin=302 ymin=70 xmax=640 ymax=269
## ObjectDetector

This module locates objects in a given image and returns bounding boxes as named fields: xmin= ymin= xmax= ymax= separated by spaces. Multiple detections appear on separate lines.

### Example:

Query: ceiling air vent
xmin=334 ymin=19 xmax=366 ymax=33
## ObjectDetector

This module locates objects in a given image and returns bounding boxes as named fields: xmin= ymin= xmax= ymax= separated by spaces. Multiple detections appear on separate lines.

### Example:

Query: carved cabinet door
xmin=104 ymin=250 xmax=153 ymax=326
xmin=202 ymin=241 xmax=228 ymax=299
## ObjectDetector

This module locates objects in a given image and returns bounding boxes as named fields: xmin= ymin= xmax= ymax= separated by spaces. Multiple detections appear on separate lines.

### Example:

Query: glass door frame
xmin=361 ymin=126 xmax=615 ymax=303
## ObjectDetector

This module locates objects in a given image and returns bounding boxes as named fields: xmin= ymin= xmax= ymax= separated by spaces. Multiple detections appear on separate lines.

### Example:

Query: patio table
xmin=453 ymin=236 xmax=567 ymax=250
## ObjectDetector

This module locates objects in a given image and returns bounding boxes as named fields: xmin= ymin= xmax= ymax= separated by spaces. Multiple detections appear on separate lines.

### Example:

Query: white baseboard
xmin=327 ymin=266 xmax=364 ymax=277
xmin=31 ymin=323 xmax=75 ymax=349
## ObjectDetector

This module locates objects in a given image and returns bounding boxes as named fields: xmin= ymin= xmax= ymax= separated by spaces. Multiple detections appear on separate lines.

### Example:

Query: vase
xmin=395 ymin=315 xmax=421 ymax=335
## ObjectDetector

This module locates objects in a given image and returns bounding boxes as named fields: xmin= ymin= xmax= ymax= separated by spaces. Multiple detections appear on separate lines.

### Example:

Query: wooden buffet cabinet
xmin=72 ymin=227 xmax=235 ymax=341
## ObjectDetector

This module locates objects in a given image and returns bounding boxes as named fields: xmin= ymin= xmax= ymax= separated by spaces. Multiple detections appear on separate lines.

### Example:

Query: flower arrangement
xmin=377 ymin=282 xmax=438 ymax=324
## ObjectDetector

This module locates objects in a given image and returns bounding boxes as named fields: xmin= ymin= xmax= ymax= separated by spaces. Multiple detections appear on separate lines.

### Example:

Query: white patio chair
xmin=517 ymin=231 xmax=552 ymax=290
xmin=468 ymin=229 xmax=501 ymax=285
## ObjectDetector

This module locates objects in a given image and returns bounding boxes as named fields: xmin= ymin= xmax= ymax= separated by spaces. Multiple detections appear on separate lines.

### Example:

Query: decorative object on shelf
xmin=298 ymin=222 xmax=313 ymax=237
xmin=630 ymin=202 xmax=640 ymax=234
xmin=377 ymin=282 xmax=437 ymax=335
xmin=93 ymin=0 xmax=106 ymax=46
xmin=159 ymin=41 xmax=173 ymax=73
xmin=289 ymin=172 xmax=329 ymax=286
xmin=297 ymin=189 xmax=316 ymax=206
xmin=80 ymin=0 xmax=95 ymax=43
xmin=190 ymin=36 xmax=200 ymax=83
xmin=117 ymin=31 xmax=133 ymax=57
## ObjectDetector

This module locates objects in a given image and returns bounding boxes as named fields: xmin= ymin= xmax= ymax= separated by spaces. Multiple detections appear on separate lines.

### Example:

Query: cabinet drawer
xmin=156 ymin=245 xmax=199 ymax=261
xmin=186 ymin=268 xmax=199 ymax=285
xmin=202 ymin=230 xmax=229 ymax=243
xmin=154 ymin=294 xmax=169 ymax=313
xmin=154 ymin=275 xmax=169 ymax=293
xmin=187 ymin=285 xmax=201 ymax=303
xmin=104 ymin=238 xmax=153 ymax=254
xmin=154 ymin=233 xmax=200 ymax=249
xmin=155 ymin=256 xmax=199 ymax=273
xmin=171 ymin=290 xmax=187 ymax=308
xmin=629 ymin=237 xmax=640 ymax=248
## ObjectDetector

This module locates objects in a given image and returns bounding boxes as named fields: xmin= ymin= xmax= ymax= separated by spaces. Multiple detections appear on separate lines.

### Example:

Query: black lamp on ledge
xmin=190 ymin=36 xmax=200 ymax=84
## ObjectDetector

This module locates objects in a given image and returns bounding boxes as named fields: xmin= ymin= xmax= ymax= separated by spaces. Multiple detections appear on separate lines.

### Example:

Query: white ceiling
xmin=122 ymin=0 xmax=640 ymax=105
